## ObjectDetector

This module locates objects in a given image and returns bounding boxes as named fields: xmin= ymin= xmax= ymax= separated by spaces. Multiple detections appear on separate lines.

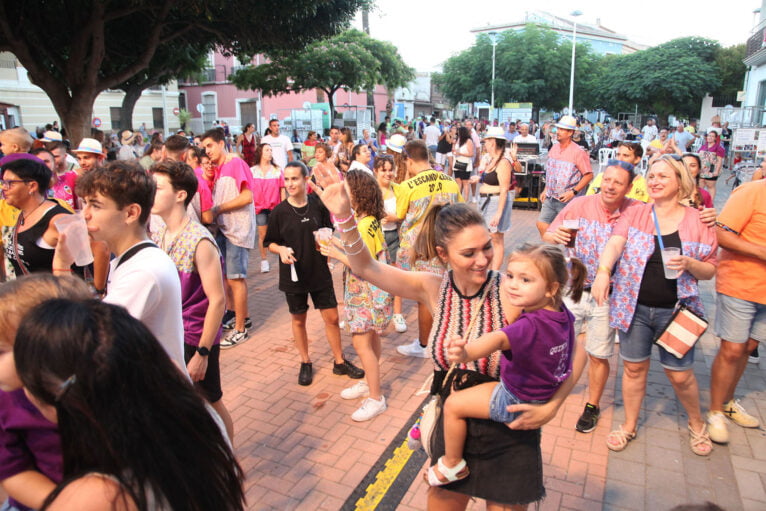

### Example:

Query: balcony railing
xmin=746 ymin=29 xmax=765 ymax=59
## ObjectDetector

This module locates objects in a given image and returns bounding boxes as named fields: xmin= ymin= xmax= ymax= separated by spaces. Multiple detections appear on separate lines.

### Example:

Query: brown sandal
xmin=688 ymin=423 xmax=713 ymax=456
xmin=606 ymin=425 xmax=637 ymax=452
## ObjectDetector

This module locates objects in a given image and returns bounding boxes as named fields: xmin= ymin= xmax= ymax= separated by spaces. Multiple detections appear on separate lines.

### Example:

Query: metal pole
xmin=568 ymin=20 xmax=577 ymax=115
xmin=491 ymin=42 xmax=496 ymax=121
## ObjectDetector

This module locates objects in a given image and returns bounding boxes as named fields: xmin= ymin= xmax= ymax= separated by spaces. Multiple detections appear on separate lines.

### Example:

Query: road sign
xmin=173 ymin=107 xmax=180 ymax=116
xmin=92 ymin=117 xmax=102 ymax=128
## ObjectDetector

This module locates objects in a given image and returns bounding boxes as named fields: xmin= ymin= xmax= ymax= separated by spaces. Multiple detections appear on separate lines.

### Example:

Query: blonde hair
xmin=652 ymin=156 xmax=696 ymax=205
xmin=0 ymin=274 xmax=92 ymax=344
xmin=0 ymin=127 xmax=34 ymax=153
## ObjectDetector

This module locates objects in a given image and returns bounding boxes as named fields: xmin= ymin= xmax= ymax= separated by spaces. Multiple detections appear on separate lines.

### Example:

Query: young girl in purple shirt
xmin=0 ymin=274 xmax=92 ymax=511
xmin=428 ymin=244 xmax=585 ymax=488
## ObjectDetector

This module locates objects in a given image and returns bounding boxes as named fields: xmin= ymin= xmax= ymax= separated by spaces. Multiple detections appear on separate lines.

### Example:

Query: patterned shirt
xmin=152 ymin=220 xmax=222 ymax=347
xmin=544 ymin=142 xmax=592 ymax=198
xmin=609 ymin=205 xmax=718 ymax=332
xmin=548 ymin=194 xmax=643 ymax=286
xmin=429 ymin=271 xmax=506 ymax=379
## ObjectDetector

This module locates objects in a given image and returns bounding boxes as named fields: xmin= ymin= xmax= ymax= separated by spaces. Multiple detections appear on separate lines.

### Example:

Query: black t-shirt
xmin=263 ymin=195 xmax=334 ymax=293
xmin=637 ymin=231 xmax=681 ymax=308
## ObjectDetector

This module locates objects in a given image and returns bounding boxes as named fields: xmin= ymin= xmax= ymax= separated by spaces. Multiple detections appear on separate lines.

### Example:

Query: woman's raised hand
xmin=312 ymin=165 xmax=352 ymax=218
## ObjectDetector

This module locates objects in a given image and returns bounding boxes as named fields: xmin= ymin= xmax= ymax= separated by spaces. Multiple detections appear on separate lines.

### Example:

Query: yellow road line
xmin=354 ymin=440 xmax=414 ymax=510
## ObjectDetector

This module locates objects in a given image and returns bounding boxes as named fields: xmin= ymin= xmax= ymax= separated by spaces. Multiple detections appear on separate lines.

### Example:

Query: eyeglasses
xmin=606 ymin=159 xmax=635 ymax=172
xmin=659 ymin=154 xmax=683 ymax=161
xmin=0 ymin=179 xmax=30 ymax=189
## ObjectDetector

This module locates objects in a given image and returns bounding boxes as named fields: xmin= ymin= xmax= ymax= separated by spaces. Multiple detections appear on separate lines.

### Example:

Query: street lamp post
xmin=568 ymin=10 xmax=583 ymax=115
xmin=488 ymin=31 xmax=499 ymax=122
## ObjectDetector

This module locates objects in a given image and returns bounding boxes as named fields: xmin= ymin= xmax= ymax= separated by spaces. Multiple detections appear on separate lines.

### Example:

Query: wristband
xmin=334 ymin=213 xmax=354 ymax=225
xmin=339 ymin=223 xmax=358 ymax=233
xmin=342 ymin=234 xmax=364 ymax=248
xmin=344 ymin=240 xmax=366 ymax=256
xmin=597 ymin=265 xmax=611 ymax=274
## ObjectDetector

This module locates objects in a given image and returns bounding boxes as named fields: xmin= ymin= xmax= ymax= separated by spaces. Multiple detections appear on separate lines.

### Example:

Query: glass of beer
xmin=563 ymin=219 xmax=580 ymax=249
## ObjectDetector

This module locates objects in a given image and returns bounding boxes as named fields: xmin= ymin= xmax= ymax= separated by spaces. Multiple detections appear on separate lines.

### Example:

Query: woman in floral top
xmin=592 ymin=155 xmax=717 ymax=457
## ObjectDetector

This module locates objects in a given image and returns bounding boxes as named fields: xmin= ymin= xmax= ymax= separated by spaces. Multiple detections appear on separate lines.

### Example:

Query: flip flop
xmin=426 ymin=456 xmax=470 ymax=486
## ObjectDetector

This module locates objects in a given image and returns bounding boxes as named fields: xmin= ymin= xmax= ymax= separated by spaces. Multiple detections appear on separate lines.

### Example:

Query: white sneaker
xmin=392 ymin=314 xmax=407 ymax=333
xmin=706 ymin=411 xmax=729 ymax=444
xmin=261 ymin=260 xmax=270 ymax=273
xmin=340 ymin=381 xmax=370 ymax=400
xmin=396 ymin=339 xmax=429 ymax=358
xmin=351 ymin=396 xmax=387 ymax=422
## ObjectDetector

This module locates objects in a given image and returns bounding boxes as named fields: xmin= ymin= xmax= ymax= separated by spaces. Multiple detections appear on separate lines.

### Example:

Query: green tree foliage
xmin=230 ymin=29 xmax=414 ymax=119
xmin=433 ymin=25 xmax=600 ymax=117
xmin=712 ymin=44 xmax=746 ymax=99
xmin=115 ymin=45 xmax=211 ymax=132
xmin=591 ymin=37 xmax=721 ymax=123
xmin=0 ymin=0 xmax=366 ymax=145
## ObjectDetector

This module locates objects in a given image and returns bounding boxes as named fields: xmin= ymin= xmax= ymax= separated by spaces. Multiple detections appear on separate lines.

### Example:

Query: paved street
xmin=220 ymin=180 xmax=766 ymax=510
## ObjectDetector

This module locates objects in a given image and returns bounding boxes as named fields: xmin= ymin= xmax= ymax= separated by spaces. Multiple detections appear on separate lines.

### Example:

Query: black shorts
xmin=285 ymin=286 xmax=337 ymax=315
xmin=453 ymin=170 xmax=471 ymax=181
xmin=184 ymin=343 xmax=223 ymax=403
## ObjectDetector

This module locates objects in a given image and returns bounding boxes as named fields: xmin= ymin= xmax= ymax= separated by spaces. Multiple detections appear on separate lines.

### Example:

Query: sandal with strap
xmin=688 ymin=423 xmax=713 ymax=456
xmin=606 ymin=425 xmax=637 ymax=452
xmin=426 ymin=457 xmax=470 ymax=486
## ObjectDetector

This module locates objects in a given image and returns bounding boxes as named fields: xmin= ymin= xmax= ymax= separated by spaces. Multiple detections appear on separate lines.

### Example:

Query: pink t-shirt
xmin=250 ymin=164 xmax=284 ymax=213
xmin=214 ymin=156 xmax=256 ymax=248
xmin=51 ymin=171 xmax=78 ymax=210
xmin=194 ymin=167 xmax=213 ymax=213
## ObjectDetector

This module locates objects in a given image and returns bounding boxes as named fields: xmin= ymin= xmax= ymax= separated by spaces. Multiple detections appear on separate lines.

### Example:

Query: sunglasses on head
xmin=606 ymin=159 xmax=635 ymax=172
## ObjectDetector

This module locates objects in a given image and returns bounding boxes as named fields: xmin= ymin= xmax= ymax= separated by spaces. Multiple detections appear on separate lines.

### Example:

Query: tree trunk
xmin=56 ymin=91 xmax=100 ymax=149
xmin=325 ymin=88 xmax=337 ymax=124
xmin=121 ymin=85 xmax=144 ymax=132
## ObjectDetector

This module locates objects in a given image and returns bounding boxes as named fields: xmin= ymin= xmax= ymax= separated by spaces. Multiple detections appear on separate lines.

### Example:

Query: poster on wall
xmin=733 ymin=128 xmax=758 ymax=153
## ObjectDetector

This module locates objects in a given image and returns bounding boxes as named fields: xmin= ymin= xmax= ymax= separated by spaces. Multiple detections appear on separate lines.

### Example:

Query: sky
xmin=353 ymin=0 xmax=760 ymax=72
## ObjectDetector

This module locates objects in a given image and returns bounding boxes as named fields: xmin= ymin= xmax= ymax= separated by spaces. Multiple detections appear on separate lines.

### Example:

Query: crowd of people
xmin=0 ymin=108 xmax=762 ymax=510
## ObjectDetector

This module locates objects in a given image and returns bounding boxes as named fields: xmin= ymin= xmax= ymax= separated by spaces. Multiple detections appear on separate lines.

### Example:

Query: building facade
xmin=471 ymin=10 xmax=647 ymax=56
xmin=0 ymin=52 xmax=181 ymax=134
xmin=178 ymin=51 xmax=390 ymax=138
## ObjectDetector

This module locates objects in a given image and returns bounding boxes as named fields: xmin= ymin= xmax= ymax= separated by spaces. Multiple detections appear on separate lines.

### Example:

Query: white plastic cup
xmin=313 ymin=227 xmax=333 ymax=250
xmin=54 ymin=213 xmax=94 ymax=266
xmin=660 ymin=247 xmax=681 ymax=279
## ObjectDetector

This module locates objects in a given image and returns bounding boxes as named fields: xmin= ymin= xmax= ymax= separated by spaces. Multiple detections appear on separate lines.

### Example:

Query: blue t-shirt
xmin=499 ymin=304 xmax=575 ymax=401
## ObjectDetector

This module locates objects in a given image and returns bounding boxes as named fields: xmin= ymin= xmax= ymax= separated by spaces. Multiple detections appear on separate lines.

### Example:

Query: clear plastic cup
xmin=313 ymin=227 xmax=333 ymax=251
xmin=54 ymin=213 xmax=94 ymax=266
xmin=660 ymin=247 xmax=681 ymax=279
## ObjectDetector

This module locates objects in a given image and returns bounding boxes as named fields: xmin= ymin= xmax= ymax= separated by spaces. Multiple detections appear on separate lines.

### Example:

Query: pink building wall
xmin=180 ymin=52 xmax=390 ymax=131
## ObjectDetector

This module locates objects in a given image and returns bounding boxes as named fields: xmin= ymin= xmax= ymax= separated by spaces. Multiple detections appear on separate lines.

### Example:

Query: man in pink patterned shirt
xmin=537 ymin=115 xmax=593 ymax=237
xmin=544 ymin=160 xmax=641 ymax=433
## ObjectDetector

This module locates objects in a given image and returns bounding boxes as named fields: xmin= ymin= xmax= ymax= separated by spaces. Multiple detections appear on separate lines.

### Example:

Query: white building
xmin=741 ymin=1 xmax=766 ymax=126
xmin=0 ymin=52 xmax=181 ymax=134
